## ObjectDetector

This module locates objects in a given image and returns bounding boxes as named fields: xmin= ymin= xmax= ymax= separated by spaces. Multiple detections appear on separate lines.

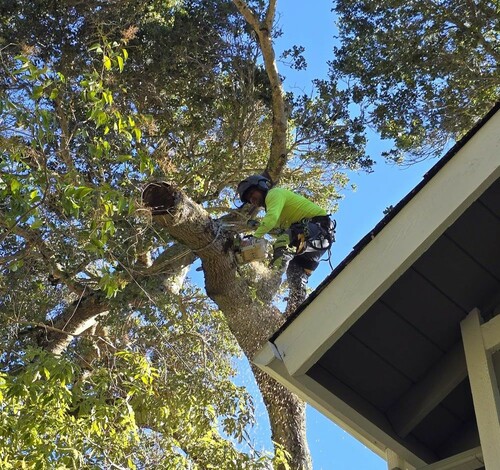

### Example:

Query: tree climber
xmin=237 ymin=175 xmax=335 ymax=311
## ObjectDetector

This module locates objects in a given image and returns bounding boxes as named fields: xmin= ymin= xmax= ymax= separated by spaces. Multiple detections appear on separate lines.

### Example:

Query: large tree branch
xmin=137 ymin=242 xmax=196 ymax=278
xmin=142 ymin=181 xmax=312 ymax=469
xmin=38 ymin=291 xmax=110 ymax=355
xmin=36 ymin=238 xmax=196 ymax=355
xmin=142 ymin=181 xmax=282 ymax=355
xmin=233 ymin=0 xmax=288 ymax=183
xmin=264 ymin=0 xmax=277 ymax=30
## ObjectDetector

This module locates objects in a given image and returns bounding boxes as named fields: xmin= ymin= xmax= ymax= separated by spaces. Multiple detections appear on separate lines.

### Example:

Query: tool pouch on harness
xmin=289 ymin=216 xmax=336 ymax=254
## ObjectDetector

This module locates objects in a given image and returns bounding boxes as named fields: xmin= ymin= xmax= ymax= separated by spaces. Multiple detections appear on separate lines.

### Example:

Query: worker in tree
xmin=237 ymin=174 xmax=335 ymax=310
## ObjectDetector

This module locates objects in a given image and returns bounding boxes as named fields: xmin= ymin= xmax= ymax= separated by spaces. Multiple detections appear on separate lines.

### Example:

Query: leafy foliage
xmin=0 ymin=345 xmax=276 ymax=468
xmin=4 ymin=0 xmax=494 ymax=464
xmin=0 ymin=0 xmax=373 ymax=466
xmin=332 ymin=0 xmax=500 ymax=161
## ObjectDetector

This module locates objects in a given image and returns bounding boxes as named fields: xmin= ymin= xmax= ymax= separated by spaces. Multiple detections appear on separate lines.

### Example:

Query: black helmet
xmin=237 ymin=175 xmax=271 ymax=203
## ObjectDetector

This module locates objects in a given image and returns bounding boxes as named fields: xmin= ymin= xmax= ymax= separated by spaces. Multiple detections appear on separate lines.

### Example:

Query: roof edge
xmin=271 ymin=101 xmax=500 ymax=342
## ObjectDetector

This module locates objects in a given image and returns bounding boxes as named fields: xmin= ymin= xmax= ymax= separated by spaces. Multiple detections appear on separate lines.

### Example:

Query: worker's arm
xmin=254 ymin=190 xmax=285 ymax=237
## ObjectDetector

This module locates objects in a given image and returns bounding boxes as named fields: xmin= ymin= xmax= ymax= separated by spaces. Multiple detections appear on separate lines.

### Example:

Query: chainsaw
xmin=233 ymin=235 xmax=269 ymax=265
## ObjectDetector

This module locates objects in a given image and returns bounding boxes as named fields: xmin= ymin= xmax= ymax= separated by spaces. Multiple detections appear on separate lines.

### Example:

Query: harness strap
xmin=289 ymin=216 xmax=336 ymax=254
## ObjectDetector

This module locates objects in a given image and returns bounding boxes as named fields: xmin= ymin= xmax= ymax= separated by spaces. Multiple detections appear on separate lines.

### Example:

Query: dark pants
xmin=275 ymin=216 xmax=334 ymax=314
xmin=284 ymin=247 xmax=327 ymax=315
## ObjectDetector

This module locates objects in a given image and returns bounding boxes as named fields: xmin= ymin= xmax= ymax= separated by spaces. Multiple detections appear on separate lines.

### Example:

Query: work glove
xmin=272 ymin=247 xmax=294 ymax=271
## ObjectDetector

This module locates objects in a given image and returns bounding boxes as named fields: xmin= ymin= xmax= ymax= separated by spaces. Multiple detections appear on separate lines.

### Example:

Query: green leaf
xmin=96 ymin=111 xmax=108 ymax=127
xmin=89 ymin=43 xmax=103 ymax=53
xmin=30 ymin=218 xmax=43 ymax=229
xmin=9 ymin=260 xmax=24 ymax=272
xmin=32 ymin=85 xmax=44 ymax=99
xmin=103 ymin=55 xmax=112 ymax=70
xmin=103 ymin=219 xmax=115 ymax=235
xmin=74 ymin=186 xmax=93 ymax=198
xmin=10 ymin=179 xmax=21 ymax=193
xmin=102 ymin=91 xmax=113 ymax=105
xmin=117 ymin=56 xmax=124 ymax=73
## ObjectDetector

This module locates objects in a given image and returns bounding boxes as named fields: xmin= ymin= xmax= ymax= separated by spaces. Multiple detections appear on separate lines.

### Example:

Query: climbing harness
xmin=289 ymin=216 xmax=336 ymax=254
xmin=287 ymin=216 xmax=337 ymax=270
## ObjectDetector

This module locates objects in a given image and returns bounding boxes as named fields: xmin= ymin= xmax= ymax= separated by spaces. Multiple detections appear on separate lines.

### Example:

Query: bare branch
xmin=264 ymin=0 xmax=277 ymax=30
xmin=14 ymin=320 xmax=117 ymax=349
xmin=232 ymin=0 xmax=260 ymax=30
xmin=232 ymin=0 xmax=289 ymax=183
xmin=54 ymin=98 xmax=76 ymax=172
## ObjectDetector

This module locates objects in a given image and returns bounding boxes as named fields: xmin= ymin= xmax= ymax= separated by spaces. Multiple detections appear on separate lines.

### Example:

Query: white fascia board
xmin=253 ymin=346 xmax=428 ymax=468
xmin=274 ymin=109 xmax=500 ymax=377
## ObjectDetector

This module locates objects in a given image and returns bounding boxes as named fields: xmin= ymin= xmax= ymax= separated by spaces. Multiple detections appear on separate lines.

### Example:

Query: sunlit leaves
xmin=0 ymin=1 xmax=379 ymax=467
xmin=9 ymin=179 xmax=21 ymax=194
xmin=0 ymin=349 xmax=149 ymax=468
xmin=0 ymin=342 xmax=269 ymax=468
xmin=89 ymin=42 xmax=129 ymax=74
xmin=0 ymin=25 xmax=274 ymax=465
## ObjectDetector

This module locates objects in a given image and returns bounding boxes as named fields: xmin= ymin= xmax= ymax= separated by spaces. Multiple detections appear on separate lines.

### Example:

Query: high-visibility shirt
xmin=253 ymin=187 xmax=327 ymax=238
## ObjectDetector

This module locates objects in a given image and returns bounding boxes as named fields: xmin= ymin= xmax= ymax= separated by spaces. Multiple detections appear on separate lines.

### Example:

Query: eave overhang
xmin=255 ymin=103 xmax=500 ymax=467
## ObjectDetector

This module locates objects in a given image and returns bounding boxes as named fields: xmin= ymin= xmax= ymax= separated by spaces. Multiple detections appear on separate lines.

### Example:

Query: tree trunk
xmin=142 ymin=181 xmax=312 ymax=469
xmin=253 ymin=366 xmax=311 ymax=470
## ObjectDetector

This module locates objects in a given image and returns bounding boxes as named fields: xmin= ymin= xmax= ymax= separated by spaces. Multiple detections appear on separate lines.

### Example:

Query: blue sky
xmin=232 ymin=1 xmax=438 ymax=469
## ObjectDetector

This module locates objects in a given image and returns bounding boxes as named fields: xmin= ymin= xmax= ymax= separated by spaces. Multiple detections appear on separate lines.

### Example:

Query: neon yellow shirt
xmin=253 ymin=187 xmax=327 ymax=237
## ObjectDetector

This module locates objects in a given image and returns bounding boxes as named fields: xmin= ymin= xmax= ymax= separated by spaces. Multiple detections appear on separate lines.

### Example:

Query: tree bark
xmin=37 ymin=237 xmax=196 ymax=355
xmin=142 ymin=181 xmax=312 ymax=469
xmin=253 ymin=366 xmax=312 ymax=469
xmin=232 ymin=0 xmax=289 ymax=183
xmin=38 ymin=291 xmax=110 ymax=356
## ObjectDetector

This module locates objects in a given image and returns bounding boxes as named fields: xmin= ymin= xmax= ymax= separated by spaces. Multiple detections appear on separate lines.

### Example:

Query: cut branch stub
xmin=142 ymin=181 xmax=223 ymax=256
xmin=142 ymin=181 xmax=177 ymax=216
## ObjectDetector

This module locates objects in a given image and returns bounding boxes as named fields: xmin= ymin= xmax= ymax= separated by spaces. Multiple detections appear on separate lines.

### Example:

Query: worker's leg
xmin=271 ymin=232 xmax=294 ymax=272
xmin=284 ymin=248 xmax=327 ymax=316
xmin=286 ymin=260 xmax=310 ymax=313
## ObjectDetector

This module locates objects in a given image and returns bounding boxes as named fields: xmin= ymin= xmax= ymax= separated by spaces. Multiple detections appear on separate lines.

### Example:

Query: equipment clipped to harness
xmin=307 ymin=216 xmax=336 ymax=251
xmin=289 ymin=216 xmax=336 ymax=254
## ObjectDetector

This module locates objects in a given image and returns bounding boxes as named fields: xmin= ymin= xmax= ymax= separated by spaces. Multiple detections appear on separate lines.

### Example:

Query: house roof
xmin=274 ymin=102 xmax=500 ymax=341
xmin=255 ymin=102 xmax=500 ymax=468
